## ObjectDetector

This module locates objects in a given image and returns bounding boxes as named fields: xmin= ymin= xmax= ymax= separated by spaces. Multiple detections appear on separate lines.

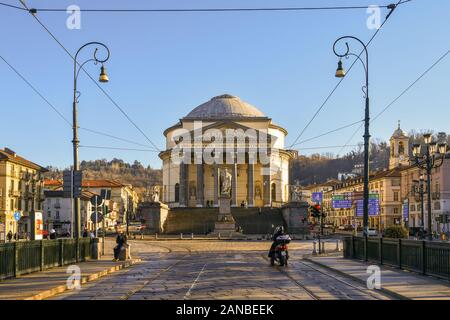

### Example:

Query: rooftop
xmin=0 ymin=148 xmax=47 ymax=172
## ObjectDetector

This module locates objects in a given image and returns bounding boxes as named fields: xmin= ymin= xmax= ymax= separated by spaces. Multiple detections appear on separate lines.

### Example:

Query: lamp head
xmin=335 ymin=60 xmax=346 ymax=78
xmin=438 ymin=143 xmax=448 ymax=155
xmin=99 ymin=64 xmax=109 ymax=83
xmin=429 ymin=142 xmax=437 ymax=155
xmin=412 ymin=144 xmax=421 ymax=157
xmin=423 ymin=133 xmax=432 ymax=144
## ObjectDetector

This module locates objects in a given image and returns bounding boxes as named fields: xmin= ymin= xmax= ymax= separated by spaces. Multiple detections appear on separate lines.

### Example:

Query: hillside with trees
xmin=45 ymin=158 xmax=162 ymax=198
xmin=291 ymin=130 xmax=449 ymax=186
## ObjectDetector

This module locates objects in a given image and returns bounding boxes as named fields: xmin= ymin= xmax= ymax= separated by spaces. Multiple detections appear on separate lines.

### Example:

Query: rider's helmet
xmin=274 ymin=225 xmax=284 ymax=235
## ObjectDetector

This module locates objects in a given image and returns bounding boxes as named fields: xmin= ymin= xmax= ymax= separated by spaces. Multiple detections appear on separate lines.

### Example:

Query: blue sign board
xmin=311 ymin=192 xmax=323 ymax=203
xmin=403 ymin=200 xmax=409 ymax=222
xmin=13 ymin=211 xmax=21 ymax=221
xmin=332 ymin=194 xmax=353 ymax=209
xmin=356 ymin=199 xmax=380 ymax=216
xmin=332 ymin=199 xmax=353 ymax=209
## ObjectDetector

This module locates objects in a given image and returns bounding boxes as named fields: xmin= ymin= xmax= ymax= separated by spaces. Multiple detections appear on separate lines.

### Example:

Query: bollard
xmin=218 ymin=233 xmax=221 ymax=240
xmin=141 ymin=233 xmax=144 ymax=240
xmin=312 ymin=241 xmax=317 ymax=255
xmin=180 ymin=233 xmax=183 ymax=240
xmin=191 ymin=233 xmax=194 ymax=240
xmin=155 ymin=233 xmax=158 ymax=240
xmin=321 ymin=242 xmax=326 ymax=254
xmin=336 ymin=240 xmax=340 ymax=252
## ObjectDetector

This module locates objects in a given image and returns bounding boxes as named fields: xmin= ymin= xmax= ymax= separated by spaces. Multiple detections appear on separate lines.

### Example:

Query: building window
xmin=410 ymin=204 xmax=415 ymax=212
xmin=271 ymin=183 xmax=277 ymax=202
xmin=174 ymin=183 xmax=180 ymax=203
xmin=394 ymin=208 xmax=399 ymax=214
xmin=434 ymin=202 xmax=441 ymax=210
xmin=393 ymin=192 xmax=399 ymax=202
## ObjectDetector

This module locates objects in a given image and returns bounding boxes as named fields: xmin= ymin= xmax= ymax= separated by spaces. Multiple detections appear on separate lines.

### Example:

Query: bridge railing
xmin=343 ymin=236 xmax=450 ymax=280
xmin=0 ymin=238 xmax=93 ymax=281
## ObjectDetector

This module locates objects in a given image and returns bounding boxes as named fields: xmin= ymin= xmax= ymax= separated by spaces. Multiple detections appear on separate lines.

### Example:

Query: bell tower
xmin=389 ymin=121 xmax=409 ymax=169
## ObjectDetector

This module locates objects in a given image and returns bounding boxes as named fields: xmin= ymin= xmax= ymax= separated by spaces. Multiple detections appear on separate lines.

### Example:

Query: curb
xmin=303 ymin=257 xmax=410 ymax=300
xmin=24 ymin=258 xmax=142 ymax=300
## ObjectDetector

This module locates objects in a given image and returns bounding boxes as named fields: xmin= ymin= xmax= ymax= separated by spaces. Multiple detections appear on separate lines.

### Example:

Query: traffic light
xmin=309 ymin=204 xmax=322 ymax=218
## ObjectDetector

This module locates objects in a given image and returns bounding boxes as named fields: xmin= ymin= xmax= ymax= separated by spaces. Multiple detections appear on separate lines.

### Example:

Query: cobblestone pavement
xmin=49 ymin=240 xmax=394 ymax=300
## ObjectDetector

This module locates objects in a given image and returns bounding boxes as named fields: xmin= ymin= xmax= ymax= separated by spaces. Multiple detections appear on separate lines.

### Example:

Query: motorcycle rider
xmin=268 ymin=225 xmax=286 ymax=259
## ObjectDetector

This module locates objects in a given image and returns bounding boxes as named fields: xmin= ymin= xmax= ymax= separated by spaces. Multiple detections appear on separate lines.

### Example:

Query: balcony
xmin=432 ymin=192 xmax=441 ymax=200
xmin=54 ymin=203 xmax=61 ymax=209
xmin=8 ymin=190 xmax=19 ymax=197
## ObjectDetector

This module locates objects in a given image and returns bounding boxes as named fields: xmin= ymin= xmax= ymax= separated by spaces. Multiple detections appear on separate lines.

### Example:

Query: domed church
xmin=159 ymin=94 xmax=296 ymax=209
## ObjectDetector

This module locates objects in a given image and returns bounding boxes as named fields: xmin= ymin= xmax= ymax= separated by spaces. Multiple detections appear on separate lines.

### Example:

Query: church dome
xmin=184 ymin=94 xmax=266 ymax=120
xmin=391 ymin=121 xmax=408 ymax=139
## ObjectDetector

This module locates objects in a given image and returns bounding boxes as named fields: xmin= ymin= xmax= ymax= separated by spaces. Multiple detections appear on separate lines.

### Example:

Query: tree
xmin=384 ymin=225 xmax=409 ymax=239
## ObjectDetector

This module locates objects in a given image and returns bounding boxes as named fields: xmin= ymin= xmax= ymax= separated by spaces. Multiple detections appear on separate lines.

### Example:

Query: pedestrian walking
xmin=7 ymin=231 xmax=12 ymax=242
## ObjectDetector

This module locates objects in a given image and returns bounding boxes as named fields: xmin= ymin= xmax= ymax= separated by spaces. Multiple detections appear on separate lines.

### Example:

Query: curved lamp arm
xmin=333 ymin=36 xmax=369 ymax=94
xmin=73 ymin=42 xmax=110 ymax=88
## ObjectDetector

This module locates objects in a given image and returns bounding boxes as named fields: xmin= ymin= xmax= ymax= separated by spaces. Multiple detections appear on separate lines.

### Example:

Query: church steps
xmin=163 ymin=207 xmax=284 ymax=235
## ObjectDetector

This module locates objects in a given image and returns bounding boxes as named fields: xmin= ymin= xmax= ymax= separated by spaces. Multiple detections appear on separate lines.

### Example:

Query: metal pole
xmin=426 ymin=158 xmax=433 ymax=241
xmin=420 ymin=177 xmax=425 ymax=239
xmin=95 ymin=196 xmax=98 ymax=238
xmin=363 ymin=95 xmax=370 ymax=238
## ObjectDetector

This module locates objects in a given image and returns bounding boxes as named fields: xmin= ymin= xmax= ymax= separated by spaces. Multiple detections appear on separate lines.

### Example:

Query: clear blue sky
xmin=0 ymin=0 xmax=449 ymax=169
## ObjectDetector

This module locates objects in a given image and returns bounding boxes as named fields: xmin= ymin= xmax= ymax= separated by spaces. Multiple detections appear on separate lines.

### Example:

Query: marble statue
xmin=219 ymin=167 xmax=232 ymax=197
xmin=290 ymin=185 xmax=303 ymax=202
xmin=151 ymin=186 xmax=160 ymax=202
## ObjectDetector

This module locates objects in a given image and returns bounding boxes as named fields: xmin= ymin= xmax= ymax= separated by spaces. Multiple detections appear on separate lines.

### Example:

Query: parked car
xmin=344 ymin=225 xmax=355 ymax=231
xmin=368 ymin=228 xmax=378 ymax=236
xmin=338 ymin=225 xmax=346 ymax=231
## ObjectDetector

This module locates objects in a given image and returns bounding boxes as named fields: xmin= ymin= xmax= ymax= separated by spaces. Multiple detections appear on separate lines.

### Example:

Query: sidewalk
xmin=305 ymin=254 xmax=450 ymax=300
xmin=0 ymin=256 xmax=141 ymax=300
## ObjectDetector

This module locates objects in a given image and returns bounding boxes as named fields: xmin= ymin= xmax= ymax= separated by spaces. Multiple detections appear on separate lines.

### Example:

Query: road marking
xmin=184 ymin=263 xmax=208 ymax=299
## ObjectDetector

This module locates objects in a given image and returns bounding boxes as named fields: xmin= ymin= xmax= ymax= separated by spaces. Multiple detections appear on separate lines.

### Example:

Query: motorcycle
xmin=270 ymin=234 xmax=291 ymax=266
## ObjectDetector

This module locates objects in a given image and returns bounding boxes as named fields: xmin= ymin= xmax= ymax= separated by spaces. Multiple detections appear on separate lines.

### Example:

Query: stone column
xmin=179 ymin=163 xmax=186 ymax=207
xmin=185 ymin=163 xmax=190 ymax=207
xmin=232 ymin=163 xmax=237 ymax=207
xmin=196 ymin=164 xmax=204 ymax=207
xmin=263 ymin=164 xmax=271 ymax=207
xmin=247 ymin=163 xmax=254 ymax=207
xmin=213 ymin=164 xmax=219 ymax=207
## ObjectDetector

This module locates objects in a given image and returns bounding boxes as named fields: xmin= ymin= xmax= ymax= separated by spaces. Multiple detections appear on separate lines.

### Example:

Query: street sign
xmin=311 ymin=192 xmax=323 ymax=204
xmin=403 ymin=200 xmax=409 ymax=222
xmin=332 ymin=194 xmax=352 ymax=209
xmin=63 ymin=170 xmax=72 ymax=198
xmin=13 ymin=211 xmax=22 ymax=221
xmin=90 ymin=195 xmax=104 ymax=207
xmin=355 ymin=198 xmax=380 ymax=217
xmin=90 ymin=212 xmax=103 ymax=224
xmin=73 ymin=170 xmax=83 ymax=197
xmin=63 ymin=170 xmax=83 ymax=197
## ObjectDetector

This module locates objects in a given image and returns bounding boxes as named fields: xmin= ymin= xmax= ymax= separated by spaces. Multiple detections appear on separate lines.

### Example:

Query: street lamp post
xmin=73 ymin=42 xmax=110 ymax=242
xmin=412 ymin=174 xmax=425 ymax=238
xmin=412 ymin=135 xmax=448 ymax=241
xmin=333 ymin=36 xmax=370 ymax=238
